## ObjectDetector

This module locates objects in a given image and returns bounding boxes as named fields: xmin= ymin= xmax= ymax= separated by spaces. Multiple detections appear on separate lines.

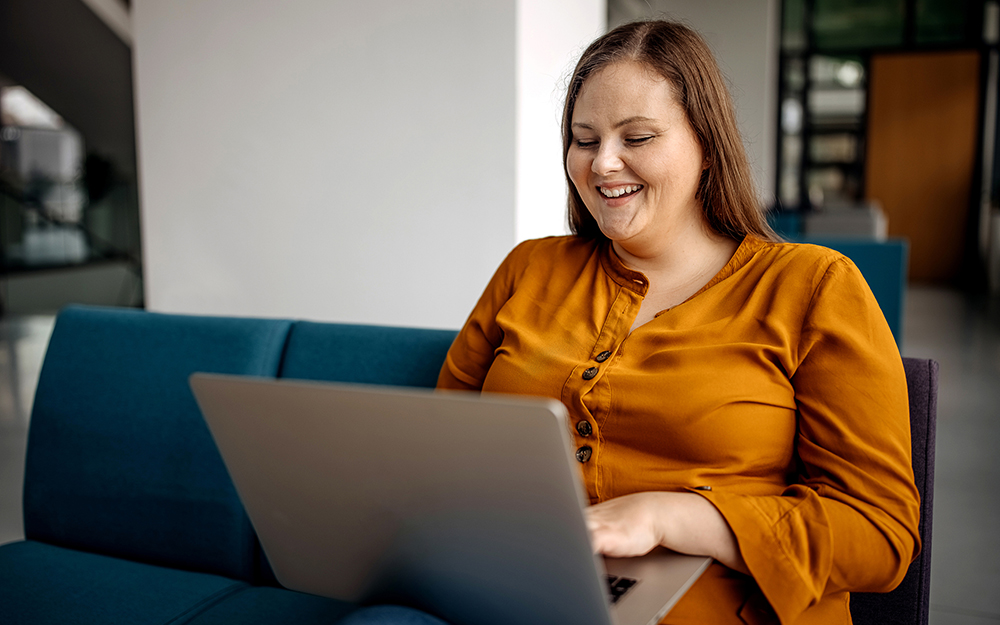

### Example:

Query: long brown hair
xmin=562 ymin=20 xmax=779 ymax=242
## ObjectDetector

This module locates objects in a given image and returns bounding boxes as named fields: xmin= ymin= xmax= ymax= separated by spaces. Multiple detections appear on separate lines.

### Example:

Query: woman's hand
xmin=585 ymin=492 xmax=665 ymax=557
xmin=585 ymin=491 xmax=749 ymax=574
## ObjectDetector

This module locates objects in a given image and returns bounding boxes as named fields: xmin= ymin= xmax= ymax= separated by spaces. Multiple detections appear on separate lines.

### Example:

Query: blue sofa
xmin=0 ymin=305 xmax=456 ymax=624
xmin=0 ymin=305 xmax=936 ymax=625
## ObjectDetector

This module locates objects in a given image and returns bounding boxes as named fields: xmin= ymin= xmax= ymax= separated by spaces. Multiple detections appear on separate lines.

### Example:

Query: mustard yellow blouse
xmin=437 ymin=235 xmax=920 ymax=624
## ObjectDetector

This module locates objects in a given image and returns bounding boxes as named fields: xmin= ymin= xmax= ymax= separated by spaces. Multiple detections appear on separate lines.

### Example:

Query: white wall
xmin=516 ymin=0 xmax=605 ymax=242
xmin=133 ymin=0 xmax=603 ymax=328
xmin=609 ymin=0 xmax=780 ymax=204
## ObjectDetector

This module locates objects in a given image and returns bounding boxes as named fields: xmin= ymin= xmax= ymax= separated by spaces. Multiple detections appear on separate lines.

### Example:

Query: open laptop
xmin=190 ymin=373 xmax=711 ymax=625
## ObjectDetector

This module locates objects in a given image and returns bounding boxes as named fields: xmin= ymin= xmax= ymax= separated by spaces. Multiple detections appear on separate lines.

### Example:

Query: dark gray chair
xmin=850 ymin=357 xmax=938 ymax=625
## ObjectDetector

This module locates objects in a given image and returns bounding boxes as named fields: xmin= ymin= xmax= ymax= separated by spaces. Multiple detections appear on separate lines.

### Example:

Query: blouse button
xmin=595 ymin=351 xmax=612 ymax=363
xmin=582 ymin=367 xmax=599 ymax=380
xmin=575 ymin=446 xmax=593 ymax=463
xmin=576 ymin=421 xmax=593 ymax=437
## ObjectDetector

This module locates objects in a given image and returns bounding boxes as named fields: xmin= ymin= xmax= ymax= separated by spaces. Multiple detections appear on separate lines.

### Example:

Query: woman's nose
xmin=592 ymin=142 xmax=624 ymax=175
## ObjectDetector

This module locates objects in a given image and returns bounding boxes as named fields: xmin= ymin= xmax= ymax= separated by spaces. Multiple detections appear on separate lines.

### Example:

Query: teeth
xmin=600 ymin=185 xmax=640 ymax=198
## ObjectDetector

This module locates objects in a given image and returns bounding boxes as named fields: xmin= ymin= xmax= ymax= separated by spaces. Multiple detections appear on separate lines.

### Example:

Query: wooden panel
xmin=865 ymin=51 xmax=980 ymax=282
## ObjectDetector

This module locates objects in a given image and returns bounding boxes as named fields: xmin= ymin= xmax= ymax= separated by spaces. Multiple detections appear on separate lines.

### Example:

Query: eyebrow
xmin=571 ymin=116 xmax=659 ymax=131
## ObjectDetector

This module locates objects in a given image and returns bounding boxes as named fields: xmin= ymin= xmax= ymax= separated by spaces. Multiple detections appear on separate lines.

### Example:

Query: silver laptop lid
xmin=191 ymin=373 xmax=613 ymax=625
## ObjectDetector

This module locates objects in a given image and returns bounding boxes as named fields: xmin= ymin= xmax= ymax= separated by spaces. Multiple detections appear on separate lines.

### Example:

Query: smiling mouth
xmin=599 ymin=184 xmax=643 ymax=199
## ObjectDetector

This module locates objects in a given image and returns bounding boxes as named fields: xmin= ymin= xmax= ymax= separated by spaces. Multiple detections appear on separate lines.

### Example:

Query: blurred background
xmin=0 ymin=1 xmax=997 ymax=624
xmin=1 ymin=0 xmax=140 ymax=315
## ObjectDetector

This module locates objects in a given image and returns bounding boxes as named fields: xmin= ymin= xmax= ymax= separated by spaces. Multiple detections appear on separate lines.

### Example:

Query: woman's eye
xmin=574 ymin=139 xmax=598 ymax=149
xmin=626 ymin=136 xmax=654 ymax=146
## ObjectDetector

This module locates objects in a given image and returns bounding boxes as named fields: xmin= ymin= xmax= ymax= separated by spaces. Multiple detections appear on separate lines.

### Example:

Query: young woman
xmin=436 ymin=20 xmax=919 ymax=624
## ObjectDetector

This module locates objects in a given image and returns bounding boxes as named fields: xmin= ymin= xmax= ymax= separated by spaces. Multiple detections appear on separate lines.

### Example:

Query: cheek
xmin=565 ymin=150 xmax=590 ymax=191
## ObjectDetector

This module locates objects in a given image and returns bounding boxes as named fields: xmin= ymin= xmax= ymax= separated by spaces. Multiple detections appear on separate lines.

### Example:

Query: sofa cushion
xmin=0 ymin=540 xmax=248 ymax=625
xmin=279 ymin=321 xmax=457 ymax=388
xmin=22 ymin=306 xmax=292 ymax=581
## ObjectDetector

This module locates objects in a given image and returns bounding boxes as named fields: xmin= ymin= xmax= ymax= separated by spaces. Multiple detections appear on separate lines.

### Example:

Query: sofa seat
xmin=0 ymin=540 xmax=358 ymax=625
xmin=0 ymin=540 xmax=249 ymax=624
xmin=185 ymin=587 xmax=356 ymax=624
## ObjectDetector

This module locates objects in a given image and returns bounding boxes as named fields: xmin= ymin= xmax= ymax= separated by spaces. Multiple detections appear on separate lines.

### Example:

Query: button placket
xmin=565 ymin=286 xmax=638 ymax=492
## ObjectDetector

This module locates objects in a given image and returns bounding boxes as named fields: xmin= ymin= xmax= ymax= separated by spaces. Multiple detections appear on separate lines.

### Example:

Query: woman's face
xmin=567 ymin=61 xmax=706 ymax=254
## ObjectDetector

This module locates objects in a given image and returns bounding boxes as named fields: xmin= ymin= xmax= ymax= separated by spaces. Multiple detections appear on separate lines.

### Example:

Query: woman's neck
xmin=613 ymin=220 xmax=740 ymax=331
xmin=612 ymin=218 xmax=737 ymax=285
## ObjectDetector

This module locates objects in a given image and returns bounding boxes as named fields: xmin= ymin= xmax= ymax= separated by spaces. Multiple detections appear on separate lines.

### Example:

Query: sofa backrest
xmin=278 ymin=321 xmax=458 ymax=388
xmin=22 ymin=306 xmax=292 ymax=581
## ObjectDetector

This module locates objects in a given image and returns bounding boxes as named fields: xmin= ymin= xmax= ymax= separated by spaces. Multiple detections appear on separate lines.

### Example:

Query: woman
xmin=435 ymin=20 xmax=920 ymax=625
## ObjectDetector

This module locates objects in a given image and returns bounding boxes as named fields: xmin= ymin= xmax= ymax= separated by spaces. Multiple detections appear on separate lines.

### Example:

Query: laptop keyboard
xmin=606 ymin=574 xmax=638 ymax=604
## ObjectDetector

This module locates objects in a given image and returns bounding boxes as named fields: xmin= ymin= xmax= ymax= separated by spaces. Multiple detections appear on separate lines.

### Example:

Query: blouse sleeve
xmin=437 ymin=242 xmax=530 ymax=391
xmin=697 ymin=256 xmax=921 ymax=624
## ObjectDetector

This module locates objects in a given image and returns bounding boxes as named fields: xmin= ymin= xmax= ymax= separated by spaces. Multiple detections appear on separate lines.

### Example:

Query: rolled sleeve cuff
xmin=689 ymin=486 xmax=832 ymax=625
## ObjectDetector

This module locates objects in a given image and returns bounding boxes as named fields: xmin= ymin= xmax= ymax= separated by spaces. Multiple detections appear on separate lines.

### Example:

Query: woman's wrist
xmin=585 ymin=490 xmax=749 ymax=575
xmin=651 ymin=492 xmax=749 ymax=574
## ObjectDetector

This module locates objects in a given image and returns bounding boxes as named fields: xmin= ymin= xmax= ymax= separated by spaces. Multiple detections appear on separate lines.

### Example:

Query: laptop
xmin=190 ymin=373 xmax=711 ymax=625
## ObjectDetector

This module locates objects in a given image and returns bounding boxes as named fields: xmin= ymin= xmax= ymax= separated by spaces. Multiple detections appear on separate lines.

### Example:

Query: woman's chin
xmin=595 ymin=220 xmax=644 ymax=244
